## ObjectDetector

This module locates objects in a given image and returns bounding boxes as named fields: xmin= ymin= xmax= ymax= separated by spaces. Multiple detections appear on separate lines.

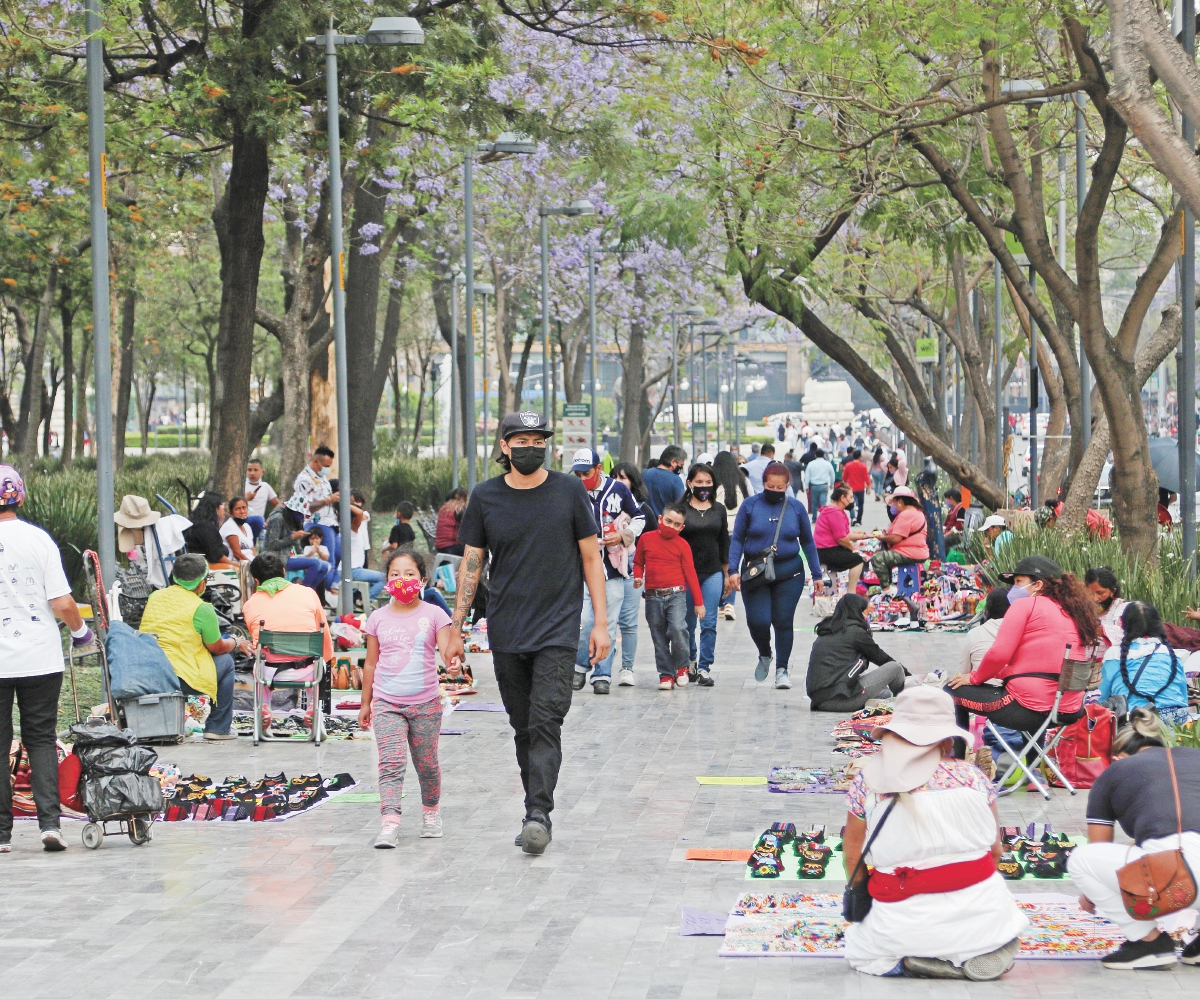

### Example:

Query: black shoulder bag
xmin=741 ymin=498 xmax=788 ymax=592
xmin=842 ymin=796 xmax=899 ymax=922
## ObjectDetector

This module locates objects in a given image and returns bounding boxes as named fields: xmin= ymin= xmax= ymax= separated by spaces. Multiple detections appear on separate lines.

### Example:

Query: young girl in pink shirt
xmin=359 ymin=548 xmax=458 ymax=847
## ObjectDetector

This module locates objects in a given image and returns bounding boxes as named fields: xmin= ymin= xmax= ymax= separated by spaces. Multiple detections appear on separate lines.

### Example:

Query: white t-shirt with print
xmin=0 ymin=518 xmax=72 ymax=678
xmin=219 ymin=519 xmax=254 ymax=559
xmin=244 ymin=478 xmax=278 ymax=519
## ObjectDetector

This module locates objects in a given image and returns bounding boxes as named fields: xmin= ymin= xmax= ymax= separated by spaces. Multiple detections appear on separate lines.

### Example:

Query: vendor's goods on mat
xmin=749 ymin=825 xmax=835 ymax=879
xmin=162 ymin=770 xmax=355 ymax=821
xmin=719 ymin=892 xmax=1142 ymax=959
xmin=830 ymin=704 xmax=892 ymax=756
xmin=464 ymin=618 xmax=489 ymax=654
xmin=998 ymin=825 xmax=1076 ymax=880
xmin=439 ymin=657 xmax=476 ymax=692
xmin=768 ymin=763 xmax=860 ymax=793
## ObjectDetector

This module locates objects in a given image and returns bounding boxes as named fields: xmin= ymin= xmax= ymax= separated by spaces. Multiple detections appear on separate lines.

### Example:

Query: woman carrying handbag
xmin=727 ymin=462 xmax=823 ymax=690
xmin=1068 ymin=707 xmax=1200 ymax=969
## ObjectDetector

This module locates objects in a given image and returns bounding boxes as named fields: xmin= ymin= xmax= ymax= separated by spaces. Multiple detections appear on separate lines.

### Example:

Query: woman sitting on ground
xmin=806 ymin=593 xmax=905 ymax=712
xmin=813 ymin=484 xmax=869 ymax=589
xmin=946 ymin=556 xmax=1099 ymax=749
xmin=842 ymin=687 xmax=1026 ymax=979
xmin=959 ymin=587 xmax=1010 ymax=675
xmin=1085 ymin=566 xmax=1127 ymax=648
xmin=1099 ymin=602 xmax=1191 ymax=725
xmin=1067 ymin=708 xmax=1200 ymax=970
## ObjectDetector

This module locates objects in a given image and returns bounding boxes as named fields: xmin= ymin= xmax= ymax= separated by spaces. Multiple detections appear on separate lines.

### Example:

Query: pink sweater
xmin=971 ymin=596 xmax=1086 ymax=713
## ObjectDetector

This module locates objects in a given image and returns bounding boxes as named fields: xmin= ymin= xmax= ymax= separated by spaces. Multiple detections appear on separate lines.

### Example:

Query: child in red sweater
xmin=634 ymin=502 xmax=705 ymax=689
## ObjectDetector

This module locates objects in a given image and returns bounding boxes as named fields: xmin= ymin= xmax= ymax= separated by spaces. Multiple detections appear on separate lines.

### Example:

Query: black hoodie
xmin=806 ymin=598 xmax=896 ymax=703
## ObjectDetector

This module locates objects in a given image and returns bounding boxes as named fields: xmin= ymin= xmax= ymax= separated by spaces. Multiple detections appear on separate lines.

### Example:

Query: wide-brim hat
xmin=869 ymin=686 xmax=971 ymax=746
xmin=860 ymin=734 xmax=945 ymax=794
xmin=889 ymin=486 xmax=918 ymax=502
xmin=114 ymin=494 xmax=160 ymax=529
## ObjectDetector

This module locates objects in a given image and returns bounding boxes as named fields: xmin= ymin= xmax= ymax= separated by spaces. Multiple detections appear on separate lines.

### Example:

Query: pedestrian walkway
xmin=0 ymin=539 xmax=1173 ymax=998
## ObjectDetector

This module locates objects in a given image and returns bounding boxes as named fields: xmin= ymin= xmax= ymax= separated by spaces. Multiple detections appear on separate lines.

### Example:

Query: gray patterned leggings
xmin=373 ymin=696 xmax=442 ymax=815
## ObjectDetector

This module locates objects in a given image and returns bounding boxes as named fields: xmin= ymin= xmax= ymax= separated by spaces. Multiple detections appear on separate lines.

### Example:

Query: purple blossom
xmin=358 ymin=244 xmax=380 ymax=255
xmin=52 ymin=186 xmax=75 ymax=197
xmin=358 ymin=221 xmax=384 ymax=239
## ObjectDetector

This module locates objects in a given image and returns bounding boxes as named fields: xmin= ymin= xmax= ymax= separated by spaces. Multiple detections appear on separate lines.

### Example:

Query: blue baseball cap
xmin=570 ymin=448 xmax=602 ymax=472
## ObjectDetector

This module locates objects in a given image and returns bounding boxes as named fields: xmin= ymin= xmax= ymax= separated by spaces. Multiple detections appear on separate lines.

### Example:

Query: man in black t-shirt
xmin=446 ymin=411 xmax=610 ymax=856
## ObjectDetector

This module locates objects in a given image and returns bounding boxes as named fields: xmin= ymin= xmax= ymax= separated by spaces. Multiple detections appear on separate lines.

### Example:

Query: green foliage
xmin=372 ymin=455 xmax=455 ymax=512
xmin=975 ymin=529 xmax=1200 ymax=627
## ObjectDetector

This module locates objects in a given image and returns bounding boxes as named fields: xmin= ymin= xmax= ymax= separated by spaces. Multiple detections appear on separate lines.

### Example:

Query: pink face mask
xmin=385 ymin=578 xmax=423 ymax=603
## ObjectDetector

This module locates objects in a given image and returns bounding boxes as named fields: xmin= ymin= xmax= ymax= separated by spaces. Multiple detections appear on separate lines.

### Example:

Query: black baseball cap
xmin=498 ymin=411 xmax=552 ymax=440
xmin=999 ymin=555 xmax=1062 ymax=584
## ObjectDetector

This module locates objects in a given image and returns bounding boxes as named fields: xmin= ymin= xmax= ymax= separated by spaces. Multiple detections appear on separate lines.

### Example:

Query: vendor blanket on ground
xmin=718 ymin=892 xmax=1188 ymax=959
xmin=767 ymin=765 xmax=858 ymax=793
xmin=158 ymin=770 xmax=357 ymax=823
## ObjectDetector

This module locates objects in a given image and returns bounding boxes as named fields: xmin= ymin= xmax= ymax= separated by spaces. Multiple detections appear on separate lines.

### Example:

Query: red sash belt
xmin=868 ymin=853 xmax=996 ymax=902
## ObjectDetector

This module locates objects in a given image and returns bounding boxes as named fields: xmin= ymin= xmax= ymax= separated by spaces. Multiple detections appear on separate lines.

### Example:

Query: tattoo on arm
xmin=454 ymin=546 xmax=484 ymax=625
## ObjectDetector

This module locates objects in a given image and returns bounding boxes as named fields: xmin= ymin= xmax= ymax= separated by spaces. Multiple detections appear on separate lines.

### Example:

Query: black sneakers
xmin=1181 ymin=934 xmax=1200 ymax=965
xmin=1100 ymin=931 xmax=1178 ymax=970
xmin=696 ymin=671 xmax=714 ymax=687
xmin=571 ymin=671 xmax=587 ymax=691
xmin=593 ymin=679 xmax=610 ymax=694
xmin=520 ymin=811 xmax=552 ymax=856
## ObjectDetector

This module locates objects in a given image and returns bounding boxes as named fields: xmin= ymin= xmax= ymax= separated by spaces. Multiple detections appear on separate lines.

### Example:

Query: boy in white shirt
xmin=244 ymin=458 xmax=278 ymax=543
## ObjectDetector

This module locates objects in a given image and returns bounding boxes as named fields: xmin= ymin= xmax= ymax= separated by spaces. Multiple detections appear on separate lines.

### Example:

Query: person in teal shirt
xmin=1099 ymin=602 xmax=1190 ymax=725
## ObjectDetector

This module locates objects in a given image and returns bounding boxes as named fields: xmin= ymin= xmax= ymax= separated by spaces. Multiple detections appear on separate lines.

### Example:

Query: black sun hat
xmin=999 ymin=555 xmax=1063 ymax=584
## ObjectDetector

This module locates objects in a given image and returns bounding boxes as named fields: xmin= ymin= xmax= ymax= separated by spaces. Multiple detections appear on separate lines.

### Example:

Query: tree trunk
xmin=16 ymin=261 xmax=58 ymax=462
xmin=60 ymin=285 xmax=74 ymax=466
xmin=431 ymin=276 xmax=471 ymax=457
xmin=75 ymin=338 xmax=89 ymax=458
xmin=619 ymin=271 xmax=647 ymax=463
xmin=113 ymin=285 xmax=136 ymax=472
xmin=209 ymin=124 xmax=270 ymax=496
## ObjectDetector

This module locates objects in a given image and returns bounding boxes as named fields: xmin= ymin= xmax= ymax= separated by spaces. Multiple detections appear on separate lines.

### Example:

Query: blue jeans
xmin=870 ymin=468 xmax=885 ymax=497
xmin=246 ymin=515 xmax=265 ymax=543
xmin=351 ymin=566 xmax=384 ymax=600
xmin=808 ymin=484 xmax=828 ymax=517
xmin=644 ymin=591 xmax=689 ymax=678
xmin=686 ymin=571 xmax=724 ymax=672
xmin=617 ymin=573 xmax=639 ymax=671
xmin=741 ymin=553 xmax=807 ymax=671
xmin=287 ymin=556 xmax=337 ymax=591
xmin=575 ymin=577 xmax=625 ymax=681
xmin=305 ymin=522 xmax=340 ymax=566
xmin=178 ymin=652 xmax=235 ymax=735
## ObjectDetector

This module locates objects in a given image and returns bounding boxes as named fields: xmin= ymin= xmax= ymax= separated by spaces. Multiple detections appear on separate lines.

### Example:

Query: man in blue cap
xmin=568 ymin=447 xmax=645 ymax=694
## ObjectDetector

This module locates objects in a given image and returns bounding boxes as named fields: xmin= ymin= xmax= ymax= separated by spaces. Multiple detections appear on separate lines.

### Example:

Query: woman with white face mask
xmin=946 ymin=556 xmax=1102 ymax=758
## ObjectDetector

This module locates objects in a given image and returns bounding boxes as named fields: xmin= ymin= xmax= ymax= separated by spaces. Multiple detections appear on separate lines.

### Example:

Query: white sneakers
xmin=374 ymin=817 xmax=401 ymax=849
xmin=41 ymin=828 xmax=67 ymax=852
xmin=421 ymin=807 xmax=443 ymax=838
xmin=721 ymin=606 xmax=736 ymax=621
xmin=618 ymin=669 xmax=635 ymax=686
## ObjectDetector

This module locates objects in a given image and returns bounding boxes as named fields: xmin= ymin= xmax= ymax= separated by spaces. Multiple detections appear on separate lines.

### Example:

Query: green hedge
xmin=973 ymin=528 xmax=1200 ymax=627
xmin=372 ymin=455 xmax=455 ymax=512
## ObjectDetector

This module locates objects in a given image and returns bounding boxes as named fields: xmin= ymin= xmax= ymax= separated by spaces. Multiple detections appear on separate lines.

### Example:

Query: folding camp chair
xmin=252 ymin=627 xmax=328 ymax=746
xmin=989 ymin=643 xmax=1101 ymax=801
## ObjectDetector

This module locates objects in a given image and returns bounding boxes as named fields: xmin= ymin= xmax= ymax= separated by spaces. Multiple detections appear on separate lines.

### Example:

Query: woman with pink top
xmin=946 ymin=556 xmax=1101 ymax=750
xmin=813 ymin=485 xmax=869 ymax=587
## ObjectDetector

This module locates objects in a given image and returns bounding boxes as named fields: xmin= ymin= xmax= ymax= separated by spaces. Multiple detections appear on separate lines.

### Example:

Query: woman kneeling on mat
xmin=842 ymin=687 xmax=1026 ymax=978
xmin=806 ymin=594 xmax=905 ymax=712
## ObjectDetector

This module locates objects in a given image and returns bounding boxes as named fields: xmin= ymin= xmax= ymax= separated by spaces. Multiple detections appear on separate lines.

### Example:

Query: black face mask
xmin=232 ymin=516 xmax=247 ymax=527
xmin=507 ymin=445 xmax=546 ymax=475
xmin=762 ymin=489 xmax=786 ymax=504
xmin=692 ymin=487 xmax=713 ymax=502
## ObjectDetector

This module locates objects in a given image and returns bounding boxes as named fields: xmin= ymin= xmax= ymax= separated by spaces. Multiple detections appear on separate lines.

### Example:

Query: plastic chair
xmin=252 ymin=626 xmax=328 ymax=746
xmin=988 ymin=644 xmax=1100 ymax=800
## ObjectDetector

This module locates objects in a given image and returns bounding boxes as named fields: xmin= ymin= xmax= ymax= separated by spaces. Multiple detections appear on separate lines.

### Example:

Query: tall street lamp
xmin=307 ymin=16 xmax=424 ymax=612
xmin=586 ymin=245 xmax=623 ymax=449
xmin=85 ymin=0 xmax=115 ymax=584
xmin=445 ymin=268 xmax=462 ymax=488
xmin=540 ymin=201 xmax=595 ymax=466
xmin=667 ymin=306 xmax=705 ymax=447
xmin=475 ymin=281 xmax=494 ymax=461
xmin=464 ymin=132 xmax=535 ymax=489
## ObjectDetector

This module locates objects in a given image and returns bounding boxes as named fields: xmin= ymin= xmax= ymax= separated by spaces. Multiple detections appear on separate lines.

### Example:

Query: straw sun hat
xmin=860 ymin=687 xmax=971 ymax=794
xmin=114 ymin=494 xmax=160 ymax=553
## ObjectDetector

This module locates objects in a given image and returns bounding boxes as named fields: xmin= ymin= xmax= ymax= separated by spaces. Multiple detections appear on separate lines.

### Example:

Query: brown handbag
xmin=1116 ymin=747 xmax=1198 ymax=919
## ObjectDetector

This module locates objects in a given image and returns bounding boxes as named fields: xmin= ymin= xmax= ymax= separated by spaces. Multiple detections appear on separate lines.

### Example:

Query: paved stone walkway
xmin=3 ymin=497 xmax=1194 ymax=997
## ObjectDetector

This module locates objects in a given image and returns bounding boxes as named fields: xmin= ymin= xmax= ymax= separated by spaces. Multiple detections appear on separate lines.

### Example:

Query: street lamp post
xmin=447 ymin=269 xmax=461 ymax=488
xmin=307 ymin=16 xmax=423 ymax=612
xmin=475 ymin=282 xmax=494 ymax=462
xmin=463 ymin=132 xmax=535 ymax=489
xmin=85 ymin=0 xmax=115 ymax=585
xmin=540 ymin=201 xmax=594 ymax=466
xmin=585 ymin=245 xmax=626 ymax=450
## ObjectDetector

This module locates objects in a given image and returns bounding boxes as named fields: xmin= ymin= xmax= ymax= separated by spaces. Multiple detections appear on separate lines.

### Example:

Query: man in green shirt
xmin=980 ymin=516 xmax=1014 ymax=558
xmin=139 ymin=553 xmax=252 ymax=740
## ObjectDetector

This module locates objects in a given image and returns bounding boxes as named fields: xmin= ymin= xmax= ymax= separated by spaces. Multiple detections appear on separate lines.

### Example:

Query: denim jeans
xmin=246 ymin=515 xmax=265 ymax=543
xmin=852 ymin=491 xmax=865 ymax=525
xmin=0 ymin=671 xmax=63 ymax=837
xmin=492 ymin=646 xmax=576 ymax=822
xmin=351 ymin=566 xmax=384 ymax=600
xmin=575 ymin=577 xmax=626 ymax=681
xmin=644 ymin=591 xmax=690 ymax=678
xmin=178 ymin=653 xmax=235 ymax=735
xmin=305 ymin=522 xmax=341 ymax=566
xmin=870 ymin=468 xmax=885 ymax=497
xmin=287 ymin=556 xmax=337 ymax=591
xmin=742 ymin=553 xmax=808 ymax=670
xmin=808 ymin=484 xmax=829 ymax=517
xmin=686 ymin=571 xmax=724 ymax=672
xmin=617 ymin=573 xmax=639 ymax=671
xmin=719 ymin=589 xmax=737 ymax=610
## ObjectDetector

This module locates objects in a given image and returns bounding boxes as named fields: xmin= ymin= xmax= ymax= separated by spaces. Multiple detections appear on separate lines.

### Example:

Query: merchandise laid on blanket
xmin=767 ymin=763 xmax=861 ymax=793
xmin=861 ymin=562 xmax=986 ymax=632
xmin=159 ymin=770 xmax=356 ymax=822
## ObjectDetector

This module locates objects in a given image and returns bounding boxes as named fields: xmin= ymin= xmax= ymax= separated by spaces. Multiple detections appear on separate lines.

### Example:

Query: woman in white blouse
xmin=219 ymin=496 xmax=255 ymax=563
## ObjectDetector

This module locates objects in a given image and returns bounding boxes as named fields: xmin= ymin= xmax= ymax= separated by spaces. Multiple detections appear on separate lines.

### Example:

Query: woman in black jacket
xmin=806 ymin=594 xmax=906 ymax=711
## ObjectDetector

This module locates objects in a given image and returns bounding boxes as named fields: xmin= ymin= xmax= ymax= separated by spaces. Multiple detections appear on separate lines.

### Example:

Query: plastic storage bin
xmin=117 ymin=691 xmax=187 ymax=743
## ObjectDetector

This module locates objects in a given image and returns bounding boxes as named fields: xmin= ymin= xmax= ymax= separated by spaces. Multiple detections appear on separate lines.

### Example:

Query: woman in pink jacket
xmin=946 ymin=556 xmax=1101 ymax=742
